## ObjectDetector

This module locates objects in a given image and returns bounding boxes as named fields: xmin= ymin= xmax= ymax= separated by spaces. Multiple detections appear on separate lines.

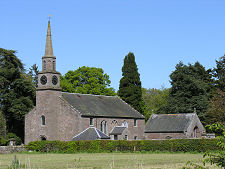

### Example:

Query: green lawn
xmin=0 ymin=152 xmax=220 ymax=169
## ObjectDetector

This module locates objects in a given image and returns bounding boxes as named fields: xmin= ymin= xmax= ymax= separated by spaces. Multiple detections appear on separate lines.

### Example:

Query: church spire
xmin=44 ymin=20 xmax=54 ymax=57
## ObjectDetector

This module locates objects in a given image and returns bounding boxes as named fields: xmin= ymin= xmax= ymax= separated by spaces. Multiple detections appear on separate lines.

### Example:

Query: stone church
xmin=25 ymin=21 xmax=206 ymax=144
xmin=24 ymin=21 xmax=145 ymax=144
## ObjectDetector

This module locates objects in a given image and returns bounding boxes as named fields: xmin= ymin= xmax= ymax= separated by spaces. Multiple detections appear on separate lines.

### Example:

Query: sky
xmin=1 ymin=0 xmax=225 ymax=91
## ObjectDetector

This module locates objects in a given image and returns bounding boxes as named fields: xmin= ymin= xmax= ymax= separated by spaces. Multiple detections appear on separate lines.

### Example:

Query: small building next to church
xmin=144 ymin=113 xmax=205 ymax=140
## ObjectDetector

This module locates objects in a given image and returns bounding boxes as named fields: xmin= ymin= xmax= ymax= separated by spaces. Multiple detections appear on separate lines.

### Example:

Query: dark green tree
xmin=118 ymin=52 xmax=144 ymax=114
xmin=167 ymin=61 xmax=212 ymax=122
xmin=60 ymin=66 xmax=116 ymax=96
xmin=213 ymin=55 xmax=225 ymax=92
xmin=0 ymin=48 xmax=35 ymax=140
xmin=28 ymin=64 xmax=39 ymax=88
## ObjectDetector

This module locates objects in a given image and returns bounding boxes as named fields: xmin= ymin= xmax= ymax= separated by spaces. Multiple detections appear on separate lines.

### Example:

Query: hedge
xmin=26 ymin=139 xmax=220 ymax=153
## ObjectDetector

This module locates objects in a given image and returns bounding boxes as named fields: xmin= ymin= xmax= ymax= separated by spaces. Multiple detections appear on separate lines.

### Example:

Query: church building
xmin=24 ymin=21 xmax=145 ymax=144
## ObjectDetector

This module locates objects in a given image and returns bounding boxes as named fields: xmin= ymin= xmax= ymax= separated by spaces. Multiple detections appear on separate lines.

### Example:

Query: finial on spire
xmin=48 ymin=14 xmax=52 ymax=22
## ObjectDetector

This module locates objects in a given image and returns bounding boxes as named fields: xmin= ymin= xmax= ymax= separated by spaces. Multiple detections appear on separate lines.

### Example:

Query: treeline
xmin=143 ymin=56 xmax=225 ymax=125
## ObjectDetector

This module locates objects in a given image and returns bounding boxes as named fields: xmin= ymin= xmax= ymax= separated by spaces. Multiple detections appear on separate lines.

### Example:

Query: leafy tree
xmin=213 ymin=55 xmax=225 ymax=92
xmin=60 ymin=66 xmax=116 ymax=96
xmin=142 ymin=87 xmax=169 ymax=120
xmin=167 ymin=61 xmax=212 ymax=122
xmin=0 ymin=48 xmax=35 ymax=140
xmin=205 ymin=90 xmax=225 ymax=125
xmin=118 ymin=52 xmax=144 ymax=114
xmin=28 ymin=64 xmax=39 ymax=88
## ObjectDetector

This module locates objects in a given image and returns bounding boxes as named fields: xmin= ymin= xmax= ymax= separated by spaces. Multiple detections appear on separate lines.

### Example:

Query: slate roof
xmin=145 ymin=113 xmax=196 ymax=133
xmin=110 ymin=126 xmax=126 ymax=135
xmin=62 ymin=92 xmax=144 ymax=119
xmin=72 ymin=127 xmax=110 ymax=141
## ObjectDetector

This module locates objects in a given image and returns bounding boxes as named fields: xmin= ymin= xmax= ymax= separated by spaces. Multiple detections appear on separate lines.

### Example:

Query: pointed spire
xmin=44 ymin=20 xmax=54 ymax=57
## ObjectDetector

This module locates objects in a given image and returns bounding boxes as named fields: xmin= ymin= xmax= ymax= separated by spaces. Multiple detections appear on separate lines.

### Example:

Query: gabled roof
xmin=72 ymin=127 xmax=110 ymax=141
xmin=62 ymin=92 xmax=144 ymax=119
xmin=145 ymin=113 xmax=197 ymax=133
xmin=110 ymin=126 xmax=126 ymax=135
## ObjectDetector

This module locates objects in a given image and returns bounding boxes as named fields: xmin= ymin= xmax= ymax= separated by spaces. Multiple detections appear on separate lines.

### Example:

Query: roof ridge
xmin=72 ymin=127 xmax=91 ymax=139
xmin=61 ymin=92 xmax=117 ymax=98
xmin=95 ymin=128 xmax=101 ymax=138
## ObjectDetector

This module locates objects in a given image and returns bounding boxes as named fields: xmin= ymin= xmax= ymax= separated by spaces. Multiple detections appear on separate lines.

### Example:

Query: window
xmin=41 ymin=115 xmax=45 ymax=125
xmin=114 ymin=135 xmax=118 ymax=140
xmin=134 ymin=136 xmax=137 ymax=140
xmin=90 ymin=118 xmax=93 ymax=126
xmin=134 ymin=119 xmax=137 ymax=127
xmin=101 ymin=120 xmax=107 ymax=134
xmin=43 ymin=60 xmax=46 ymax=71
xmin=124 ymin=135 xmax=128 ymax=140
xmin=122 ymin=121 xmax=128 ymax=128
xmin=104 ymin=121 xmax=107 ymax=134
xmin=53 ymin=61 xmax=55 ymax=71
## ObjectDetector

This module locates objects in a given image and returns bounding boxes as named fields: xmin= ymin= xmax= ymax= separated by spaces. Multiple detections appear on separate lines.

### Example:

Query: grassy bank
xmin=0 ymin=152 xmax=220 ymax=169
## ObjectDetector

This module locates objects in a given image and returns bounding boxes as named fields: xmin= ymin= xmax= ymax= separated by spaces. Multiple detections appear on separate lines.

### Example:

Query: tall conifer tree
xmin=118 ymin=52 xmax=144 ymax=114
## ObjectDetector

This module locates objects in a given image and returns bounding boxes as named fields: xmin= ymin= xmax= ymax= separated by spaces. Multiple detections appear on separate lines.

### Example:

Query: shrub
xmin=26 ymin=139 xmax=220 ymax=153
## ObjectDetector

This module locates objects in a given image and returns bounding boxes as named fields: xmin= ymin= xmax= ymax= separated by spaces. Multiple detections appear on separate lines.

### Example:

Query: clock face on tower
xmin=40 ymin=75 xmax=47 ymax=85
xmin=52 ymin=75 xmax=58 ymax=85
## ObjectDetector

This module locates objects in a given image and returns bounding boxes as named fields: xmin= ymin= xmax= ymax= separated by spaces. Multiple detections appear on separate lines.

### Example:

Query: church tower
xmin=35 ymin=21 xmax=61 ymax=141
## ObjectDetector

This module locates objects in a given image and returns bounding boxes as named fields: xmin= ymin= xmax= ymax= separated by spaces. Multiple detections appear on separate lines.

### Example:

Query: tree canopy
xmin=167 ymin=61 xmax=212 ymax=122
xmin=142 ymin=87 xmax=169 ymax=120
xmin=0 ymin=48 xmax=35 ymax=140
xmin=118 ymin=52 xmax=144 ymax=114
xmin=60 ymin=66 xmax=116 ymax=96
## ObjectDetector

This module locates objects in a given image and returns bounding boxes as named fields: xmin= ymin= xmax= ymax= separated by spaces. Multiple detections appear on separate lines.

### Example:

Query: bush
xmin=6 ymin=133 xmax=22 ymax=145
xmin=26 ymin=139 xmax=220 ymax=153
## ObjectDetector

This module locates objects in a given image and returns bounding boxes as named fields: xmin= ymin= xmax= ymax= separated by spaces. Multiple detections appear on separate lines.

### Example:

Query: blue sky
xmin=1 ymin=0 xmax=225 ymax=91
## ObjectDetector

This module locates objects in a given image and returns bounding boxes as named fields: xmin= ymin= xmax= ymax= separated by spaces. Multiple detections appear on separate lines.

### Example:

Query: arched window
xmin=104 ymin=121 xmax=107 ymax=134
xmin=122 ymin=121 xmax=128 ymax=128
xmin=43 ymin=60 xmax=46 ymax=71
xmin=53 ymin=61 xmax=55 ymax=71
xmin=41 ymin=115 xmax=45 ymax=125
xmin=100 ymin=120 xmax=107 ymax=134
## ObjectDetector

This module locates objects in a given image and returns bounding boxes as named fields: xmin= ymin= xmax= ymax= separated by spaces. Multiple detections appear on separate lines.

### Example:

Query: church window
xmin=134 ymin=136 xmax=137 ymax=140
xmin=101 ymin=121 xmax=103 ymax=132
xmin=90 ymin=118 xmax=93 ymax=126
xmin=114 ymin=135 xmax=118 ymax=140
xmin=43 ymin=60 xmax=46 ymax=71
xmin=41 ymin=115 xmax=45 ymax=125
xmin=53 ymin=61 xmax=55 ymax=71
xmin=134 ymin=119 xmax=137 ymax=127
xmin=101 ymin=120 xmax=107 ymax=134
xmin=104 ymin=121 xmax=107 ymax=134
xmin=122 ymin=121 xmax=128 ymax=128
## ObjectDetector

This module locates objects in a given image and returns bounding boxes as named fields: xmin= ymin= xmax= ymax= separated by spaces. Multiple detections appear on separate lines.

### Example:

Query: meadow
xmin=0 ymin=152 xmax=220 ymax=169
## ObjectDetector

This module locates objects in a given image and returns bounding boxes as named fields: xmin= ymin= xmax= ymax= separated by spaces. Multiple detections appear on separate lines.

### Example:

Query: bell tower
xmin=35 ymin=20 xmax=61 ymax=141
xmin=37 ymin=20 xmax=61 ymax=90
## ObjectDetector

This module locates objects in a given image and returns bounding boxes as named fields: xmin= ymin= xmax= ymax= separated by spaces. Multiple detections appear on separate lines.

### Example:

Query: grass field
xmin=0 ymin=152 xmax=220 ymax=169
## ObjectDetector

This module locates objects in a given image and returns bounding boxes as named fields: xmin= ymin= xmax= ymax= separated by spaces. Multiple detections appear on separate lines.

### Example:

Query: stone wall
xmin=0 ymin=146 xmax=25 ymax=154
